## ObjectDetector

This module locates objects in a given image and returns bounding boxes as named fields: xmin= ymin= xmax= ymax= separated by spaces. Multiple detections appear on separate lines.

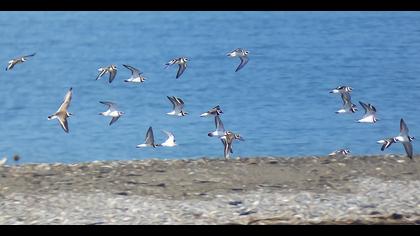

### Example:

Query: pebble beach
xmin=0 ymin=155 xmax=419 ymax=224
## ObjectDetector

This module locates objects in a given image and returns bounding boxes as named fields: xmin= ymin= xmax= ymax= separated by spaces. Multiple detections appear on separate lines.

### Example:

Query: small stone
xmin=228 ymin=200 xmax=243 ymax=206
xmin=238 ymin=209 xmax=257 ymax=216
xmin=361 ymin=204 xmax=377 ymax=209
xmin=390 ymin=213 xmax=403 ymax=220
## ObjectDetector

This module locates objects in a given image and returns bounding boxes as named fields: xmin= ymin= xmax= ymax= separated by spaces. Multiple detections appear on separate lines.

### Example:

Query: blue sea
xmin=0 ymin=11 xmax=419 ymax=163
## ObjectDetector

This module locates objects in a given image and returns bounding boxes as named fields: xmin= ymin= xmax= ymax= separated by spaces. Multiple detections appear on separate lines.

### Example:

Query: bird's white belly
xmin=136 ymin=143 xmax=149 ymax=148
xmin=211 ymin=131 xmax=224 ymax=137
xmin=358 ymin=115 xmax=375 ymax=123
xmin=103 ymin=110 xmax=119 ymax=117
xmin=128 ymin=76 xmax=142 ymax=82
xmin=395 ymin=136 xmax=409 ymax=142
xmin=161 ymin=142 xmax=176 ymax=147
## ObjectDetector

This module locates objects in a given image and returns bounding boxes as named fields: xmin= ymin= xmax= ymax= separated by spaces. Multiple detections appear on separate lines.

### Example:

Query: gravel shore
xmin=1 ymin=155 xmax=419 ymax=224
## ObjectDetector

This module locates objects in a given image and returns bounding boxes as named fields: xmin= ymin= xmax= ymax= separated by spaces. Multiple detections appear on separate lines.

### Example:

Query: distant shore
xmin=1 ymin=155 xmax=419 ymax=224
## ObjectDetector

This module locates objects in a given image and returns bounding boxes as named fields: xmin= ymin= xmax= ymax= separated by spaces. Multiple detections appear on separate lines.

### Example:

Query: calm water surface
xmin=0 ymin=12 xmax=419 ymax=163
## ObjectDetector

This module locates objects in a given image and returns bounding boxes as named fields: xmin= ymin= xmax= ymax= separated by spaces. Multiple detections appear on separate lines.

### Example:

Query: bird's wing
xmin=403 ymin=142 xmax=413 ymax=159
xmin=358 ymin=101 xmax=368 ymax=114
xmin=176 ymin=63 xmax=186 ymax=79
xmin=108 ymin=69 xmax=117 ymax=83
xmin=341 ymin=92 xmax=352 ymax=106
xmin=123 ymin=64 xmax=141 ymax=77
xmin=96 ymin=69 xmax=107 ymax=80
xmin=6 ymin=60 xmax=16 ymax=70
xmin=162 ymin=130 xmax=175 ymax=142
xmin=57 ymin=87 xmax=73 ymax=112
xmin=109 ymin=116 xmax=120 ymax=126
xmin=57 ymin=116 xmax=69 ymax=133
xmin=167 ymin=96 xmax=176 ymax=110
xmin=400 ymin=118 xmax=409 ymax=136
xmin=22 ymin=53 xmax=36 ymax=59
xmin=100 ymin=101 xmax=118 ymax=111
xmin=235 ymin=56 xmax=249 ymax=72
xmin=145 ymin=127 xmax=155 ymax=145
xmin=173 ymin=97 xmax=185 ymax=112
xmin=165 ymin=59 xmax=176 ymax=67
xmin=381 ymin=138 xmax=395 ymax=151
xmin=369 ymin=104 xmax=377 ymax=113
xmin=222 ymin=138 xmax=231 ymax=158
xmin=215 ymin=115 xmax=225 ymax=132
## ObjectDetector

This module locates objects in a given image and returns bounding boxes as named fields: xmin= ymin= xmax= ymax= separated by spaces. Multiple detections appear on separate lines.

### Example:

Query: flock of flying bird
xmin=2 ymin=48 xmax=250 ymax=163
xmin=328 ymin=86 xmax=415 ymax=159
xmin=0 ymin=47 xmax=416 ymax=164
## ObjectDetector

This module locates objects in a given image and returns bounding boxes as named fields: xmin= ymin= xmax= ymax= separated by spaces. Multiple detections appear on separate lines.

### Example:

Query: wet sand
xmin=0 ymin=155 xmax=419 ymax=224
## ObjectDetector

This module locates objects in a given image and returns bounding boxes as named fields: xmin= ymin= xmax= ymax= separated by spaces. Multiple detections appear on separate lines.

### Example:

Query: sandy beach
xmin=0 ymin=155 xmax=419 ymax=224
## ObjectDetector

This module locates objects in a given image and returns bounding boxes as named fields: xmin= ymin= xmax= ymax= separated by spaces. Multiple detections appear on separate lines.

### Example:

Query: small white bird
xmin=0 ymin=156 xmax=7 ymax=166
xmin=99 ymin=101 xmax=124 ymax=126
xmin=208 ymin=115 xmax=225 ymax=137
xmin=220 ymin=131 xmax=245 ymax=159
xmin=357 ymin=101 xmax=378 ymax=123
xmin=123 ymin=64 xmax=146 ymax=83
xmin=166 ymin=96 xmax=188 ymax=116
xmin=328 ymin=149 xmax=350 ymax=157
xmin=336 ymin=92 xmax=357 ymax=114
xmin=136 ymin=126 xmax=158 ymax=148
xmin=48 ymin=87 xmax=73 ymax=133
xmin=165 ymin=57 xmax=188 ymax=79
xmin=160 ymin=130 xmax=177 ymax=147
xmin=200 ymin=105 xmax=223 ymax=117
xmin=6 ymin=53 xmax=36 ymax=71
xmin=227 ymin=48 xmax=249 ymax=72
xmin=395 ymin=118 xmax=415 ymax=159
xmin=96 ymin=65 xmax=117 ymax=83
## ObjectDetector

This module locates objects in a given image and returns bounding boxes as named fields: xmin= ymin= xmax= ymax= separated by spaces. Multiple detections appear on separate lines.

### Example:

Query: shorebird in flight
xmin=6 ymin=53 xmax=36 ymax=71
xmin=377 ymin=137 xmax=397 ymax=151
xmin=329 ymin=86 xmax=352 ymax=94
xmin=123 ymin=64 xmax=146 ymax=83
xmin=136 ymin=126 xmax=158 ymax=148
xmin=99 ymin=101 xmax=124 ymax=126
xmin=160 ymin=130 xmax=177 ymax=147
xmin=48 ymin=87 xmax=73 ymax=133
xmin=208 ymin=115 xmax=225 ymax=138
xmin=395 ymin=118 xmax=415 ymax=159
xmin=328 ymin=149 xmax=350 ymax=157
xmin=96 ymin=65 xmax=117 ymax=83
xmin=357 ymin=101 xmax=378 ymax=123
xmin=336 ymin=92 xmax=357 ymax=114
xmin=0 ymin=156 xmax=7 ymax=166
xmin=200 ymin=105 xmax=223 ymax=117
xmin=221 ymin=131 xmax=245 ymax=159
xmin=227 ymin=48 xmax=249 ymax=72
xmin=165 ymin=57 xmax=188 ymax=79
xmin=13 ymin=154 xmax=20 ymax=162
xmin=166 ymin=96 xmax=188 ymax=116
